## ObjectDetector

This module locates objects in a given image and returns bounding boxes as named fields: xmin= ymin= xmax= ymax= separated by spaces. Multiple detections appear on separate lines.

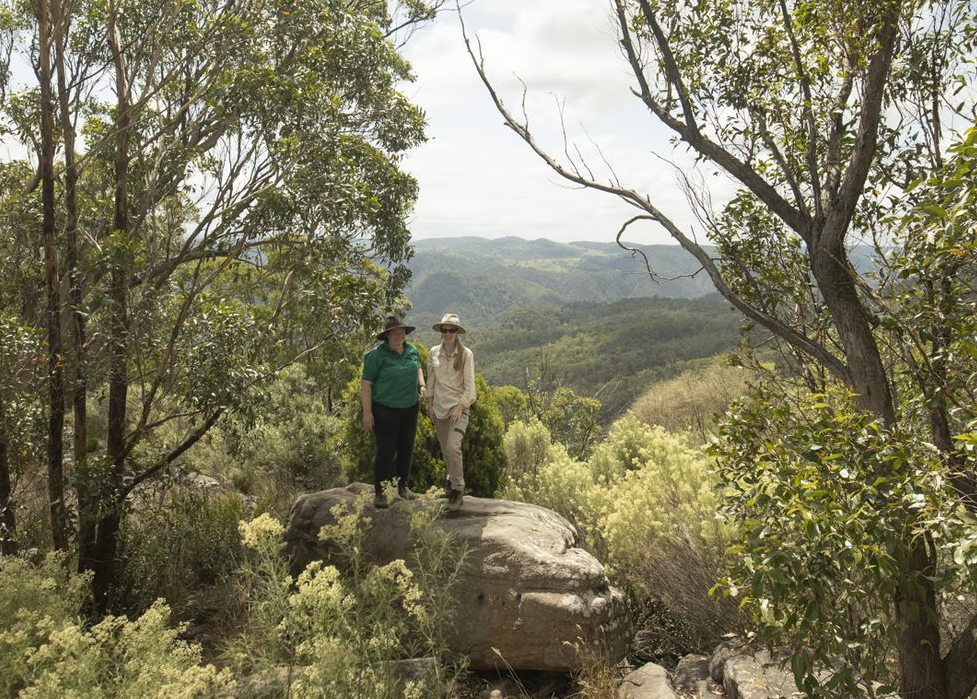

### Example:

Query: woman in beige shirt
xmin=427 ymin=313 xmax=476 ymax=511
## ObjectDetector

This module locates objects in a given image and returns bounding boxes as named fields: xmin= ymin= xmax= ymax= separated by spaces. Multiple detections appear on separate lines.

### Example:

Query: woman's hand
xmin=449 ymin=404 xmax=464 ymax=424
xmin=427 ymin=403 xmax=436 ymax=422
xmin=362 ymin=410 xmax=374 ymax=431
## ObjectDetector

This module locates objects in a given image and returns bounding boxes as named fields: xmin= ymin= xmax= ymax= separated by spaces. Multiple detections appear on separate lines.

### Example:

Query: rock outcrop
xmin=284 ymin=483 xmax=630 ymax=672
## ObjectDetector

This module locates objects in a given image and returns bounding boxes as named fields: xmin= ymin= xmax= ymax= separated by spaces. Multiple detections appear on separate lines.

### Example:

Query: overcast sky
xmin=400 ymin=0 xmax=729 ymax=246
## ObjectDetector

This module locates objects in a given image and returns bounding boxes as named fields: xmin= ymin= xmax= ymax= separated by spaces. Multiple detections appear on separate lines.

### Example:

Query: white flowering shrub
xmin=502 ymin=413 xmax=747 ymax=654
xmin=0 ymin=553 xmax=232 ymax=698
xmin=502 ymin=419 xmax=613 ymax=551
xmin=230 ymin=499 xmax=466 ymax=698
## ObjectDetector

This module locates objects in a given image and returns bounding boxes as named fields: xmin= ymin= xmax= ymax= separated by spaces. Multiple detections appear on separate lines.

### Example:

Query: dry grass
xmin=631 ymin=361 xmax=753 ymax=443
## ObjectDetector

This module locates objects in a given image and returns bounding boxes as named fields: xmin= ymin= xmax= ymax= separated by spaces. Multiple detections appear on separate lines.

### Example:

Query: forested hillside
xmin=404 ymin=236 xmax=717 ymax=330
xmin=467 ymin=295 xmax=742 ymax=421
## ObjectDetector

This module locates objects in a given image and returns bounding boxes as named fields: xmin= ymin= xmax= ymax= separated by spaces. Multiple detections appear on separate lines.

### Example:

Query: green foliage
xmin=337 ymin=361 xmax=506 ymax=497
xmin=0 ymin=0 xmax=439 ymax=599
xmin=0 ymin=553 xmax=90 ymax=697
xmin=502 ymin=414 xmax=745 ymax=654
xmin=713 ymin=386 xmax=958 ymax=697
xmin=0 ymin=553 xmax=232 ymax=698
xmin=535 ymin=386 xmax=602 ymax=460
xmin=0 ymin=313 xmax=46 ymax=551
xmin=229 ymin=504 xmax=467 ymax=698
xmin=459 ymin=375 xmax=506 ymax=497
xmin=494 ymin=378 xmax=602 ymax=460
xmin=703 ymin=126 xmax=977 ymax=697
xmin=18 ymin=602 xmax=233 ymax=699
xmin=115 ymin=485 xmax=245 ymax=617
xmin=890 ymin=126 xmax=977 ymax=442
xmin=175 ymin=299 xmax=261 ymax=416
xmin=187 ymin=364 xmax=345 ymax=499
xmin=489 ymin=385 xmax=528 ymax=431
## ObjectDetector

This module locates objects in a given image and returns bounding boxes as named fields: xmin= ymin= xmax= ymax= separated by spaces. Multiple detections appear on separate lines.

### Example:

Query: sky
xmin=400 ymin=0 xmax=729 ymax=245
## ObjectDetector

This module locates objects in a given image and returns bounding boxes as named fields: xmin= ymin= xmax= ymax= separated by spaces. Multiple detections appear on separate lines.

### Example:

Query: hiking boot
xmin=398 ymin=485 xmax=419 ymax=501
xmin=447 ymin=489 xmax=463 ymax=512
xmin=374 ymin=492 xmax=389 ymax=510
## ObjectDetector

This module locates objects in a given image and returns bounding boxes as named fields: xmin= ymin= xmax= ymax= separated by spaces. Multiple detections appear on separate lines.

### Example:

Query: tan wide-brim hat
xmin=377 ymin=315 xmax=416 ymax=340
xmin=432 ymin=313 xmax=466 ymax=334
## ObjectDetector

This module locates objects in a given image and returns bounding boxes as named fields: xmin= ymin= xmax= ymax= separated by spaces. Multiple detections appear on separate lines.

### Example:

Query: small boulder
xmin=284 ymin=483 xmax=630 ymax=672
xmin=720 ymin=648 xmax=800 ymax=699
xmin=616 ymin=663 xmax=677 ymax=699
xmin=671 ymin=654 xmax=710 ymax=694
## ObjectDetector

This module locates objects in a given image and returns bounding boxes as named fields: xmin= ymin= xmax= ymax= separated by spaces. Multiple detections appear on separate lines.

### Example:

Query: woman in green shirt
xmin=360 ymin=315 xmax=427 ymax=509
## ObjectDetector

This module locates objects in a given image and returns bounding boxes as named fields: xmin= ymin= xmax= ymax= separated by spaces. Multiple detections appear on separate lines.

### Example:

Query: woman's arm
xmin=417 ymin=365 xmax=427 ymax=403
xmin=462 ymin=348 xmax=476 ymax=407
xmin=449 ymin=349 xmax=477 ymax=423
xmin=426 ymin=351 xmax=437 ymax=418
xmin=361 ymin=380 xmax=374 ymax=431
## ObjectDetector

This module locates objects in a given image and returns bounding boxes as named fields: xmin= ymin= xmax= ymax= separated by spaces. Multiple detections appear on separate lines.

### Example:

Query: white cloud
xmin=401 ymin=0 xmax=734 ymax=245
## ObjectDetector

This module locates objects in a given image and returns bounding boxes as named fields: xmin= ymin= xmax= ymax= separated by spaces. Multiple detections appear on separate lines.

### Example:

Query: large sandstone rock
xmin=284 ymin=483 xmax=630 ymax=672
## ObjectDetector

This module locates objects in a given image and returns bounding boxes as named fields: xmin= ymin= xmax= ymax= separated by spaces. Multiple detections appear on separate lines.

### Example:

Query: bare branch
xmin=460 ymin=13 xmax=848 ymax=383
xmin=613 ymin=0 xmax=809 ymax=236
xmin=824 ymin=1 xmax=903 ymax=249
xmin=776 ymin=0 xmax=822 ymax=216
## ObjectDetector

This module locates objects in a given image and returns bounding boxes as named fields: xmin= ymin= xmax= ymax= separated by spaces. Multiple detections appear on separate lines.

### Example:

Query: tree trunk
xmin=83 ymin=0 xmax=130 ymax=608
xmin=809 ymin=238 xmax=949 ymax=697
xmin=0 ymin=400 xmax=17 ymax=556
xmin=36 ymin=0 xmax=69 ymax=553
xmin=895 ymin=536 xmax=948 ymax=699
xmin=51 ymin=0 xmax=93 ymax=564
xmin=90 ymin=506 xmax=122 ymax=607
xmin=808 ymin=239 xmax=895 ymax=424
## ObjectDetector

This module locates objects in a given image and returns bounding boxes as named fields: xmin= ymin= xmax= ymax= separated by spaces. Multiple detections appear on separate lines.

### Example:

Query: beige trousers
xmin=434 ymin=410 xmax=468 ymax=491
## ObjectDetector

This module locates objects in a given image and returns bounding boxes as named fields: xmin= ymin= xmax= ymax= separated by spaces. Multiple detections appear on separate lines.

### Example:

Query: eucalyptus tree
xmin=1 ymin=0 xmax=440 ymax=604
xmin=0 ymin=158 xmax=44 ymax=554
xmin=464 ymin=1 xmax=977 ymax=697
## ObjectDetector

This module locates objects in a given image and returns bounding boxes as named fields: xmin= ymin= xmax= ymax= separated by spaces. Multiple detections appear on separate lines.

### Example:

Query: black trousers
xmin=372 ymin=400 xmax=419 ymax=495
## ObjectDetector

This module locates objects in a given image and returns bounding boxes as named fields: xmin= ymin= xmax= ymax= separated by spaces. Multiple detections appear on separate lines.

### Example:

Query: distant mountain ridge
xmin=404 ymin=236 xmax=716 ymax=332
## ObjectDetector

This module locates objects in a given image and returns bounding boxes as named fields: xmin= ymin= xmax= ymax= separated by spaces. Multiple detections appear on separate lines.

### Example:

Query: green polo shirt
xmin=361 ymin=341 xmax=421 ymax=408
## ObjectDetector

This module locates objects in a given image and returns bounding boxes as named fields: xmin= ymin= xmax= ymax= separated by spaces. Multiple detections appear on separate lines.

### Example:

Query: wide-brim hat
xmin=432 ymin=313 xmax=466 ymax=334
xmin=377 ymin=315 xmax=415 ymax=340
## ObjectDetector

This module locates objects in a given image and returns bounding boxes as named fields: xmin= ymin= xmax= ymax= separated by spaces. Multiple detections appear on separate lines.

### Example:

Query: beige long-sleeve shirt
xmin=427 ymin=343 xmax=476 ymax=419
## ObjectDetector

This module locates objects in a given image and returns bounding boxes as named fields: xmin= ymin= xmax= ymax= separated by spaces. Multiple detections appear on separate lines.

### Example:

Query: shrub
xmin=0 ymin=553 xmax=90 ymax=697
xmin=460 ymin=376 xmax=507 ymax=496
xmin=713 ymin=386 xmax=961 ymax=697
xmin=337 ymin=372 xmax=506 ymax=497
xmin=116 ymin=484 xmax=245 ymax=617
xmin=0 ymin=553 xmax=232 ymax=698
xmin=502 ymin=413 xmax=747 ymax=655
xmin=186 ymin=364 xmax=345 ymax=497
xmin=335 ymin=375 xmax=445 ymax=493
xmin=228 ymin=503 xmax=468 ymax=697
xmin=502 ymin=419 xmax=610 ymax=548
xmin=598 ymin=418 xmax=745 ymax=653
xmin=631 ymin=359 xmax=753 ymax=443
